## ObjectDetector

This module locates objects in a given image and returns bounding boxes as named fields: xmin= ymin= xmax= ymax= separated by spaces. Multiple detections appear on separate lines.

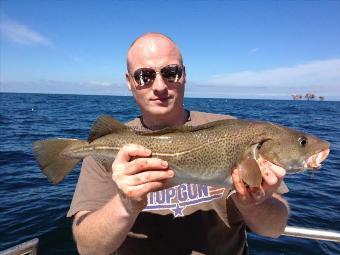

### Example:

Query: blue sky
xmin=1 ymin=0 xmax=340 ymax=100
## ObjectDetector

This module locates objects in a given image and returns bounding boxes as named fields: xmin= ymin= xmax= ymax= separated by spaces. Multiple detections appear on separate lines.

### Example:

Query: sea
xmin=0 ymin=92 xmax=339 ymax=255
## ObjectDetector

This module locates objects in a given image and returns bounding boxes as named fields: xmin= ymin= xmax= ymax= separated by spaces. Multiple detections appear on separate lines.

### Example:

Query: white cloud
xmin=0 ymin=79 xmax=130 ymax=96
xmin=86 ymin=81 xmax=113 ymax=87
xmin=250 ymin=48 xmax=259 ymax=53
xmin=0 ymin=18 xmax=50 ymax=45
xmin=209 ymin=58 xmax=340 ymax=88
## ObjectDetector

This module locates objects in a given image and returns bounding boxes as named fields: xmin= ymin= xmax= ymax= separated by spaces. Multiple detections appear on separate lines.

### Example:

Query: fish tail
xmin=32 ymin=138 xmax=86 ymax=184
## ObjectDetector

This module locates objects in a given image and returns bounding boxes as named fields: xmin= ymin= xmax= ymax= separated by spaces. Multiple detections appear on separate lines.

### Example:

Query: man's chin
xmin=144 ymin=101 xmax=174 ymax=115
xmin=149 ymin=106 xmax=173 ymax=116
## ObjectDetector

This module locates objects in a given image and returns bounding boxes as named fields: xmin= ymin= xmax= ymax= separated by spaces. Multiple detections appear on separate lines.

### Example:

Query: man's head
xmin=126 ymin=33 xmax=186 ymax=122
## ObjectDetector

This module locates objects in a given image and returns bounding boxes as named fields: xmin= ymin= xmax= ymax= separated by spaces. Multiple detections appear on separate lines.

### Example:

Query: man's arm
xmin=73 ymin=196 xmax=139 ymax=255
xmin=231 ymin=159 xmax=289 ymax=238
xmin=72 ymin=144 xmax=174 ymax=255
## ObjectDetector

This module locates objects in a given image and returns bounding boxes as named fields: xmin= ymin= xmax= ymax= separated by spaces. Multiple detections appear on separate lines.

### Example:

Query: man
xmin=68 ymin=33 xmax=289 ymax=255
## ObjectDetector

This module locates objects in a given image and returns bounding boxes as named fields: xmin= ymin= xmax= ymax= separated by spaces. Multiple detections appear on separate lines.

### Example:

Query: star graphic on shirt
xmin=172 ymin=203 xmax=184 ymax=217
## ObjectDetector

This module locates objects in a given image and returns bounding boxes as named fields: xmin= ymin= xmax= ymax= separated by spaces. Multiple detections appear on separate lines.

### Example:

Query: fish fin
xmin=138 ymin=119 xmax=232 ymax=136
xmin=189 ymin=119 xmax=237 ymax=131
xmin=136 ymin=125 xmax=197 ymax=135
xmin=32 ymin=138 xmax=86 ymax=184
xmin=88 ymin=115 xmax=130 ymax=142
xmin=238 ymin=144 xmax=263 ymax=187
xmin=237 ymin=157 xmax=262 ymax=187
xmin=226 ymin=189 xmax=237 ymax=199
xmin=92 ymin=154 xmax=115 ymax=172
xmin=276 ymin=181 xmax=289 ymax=194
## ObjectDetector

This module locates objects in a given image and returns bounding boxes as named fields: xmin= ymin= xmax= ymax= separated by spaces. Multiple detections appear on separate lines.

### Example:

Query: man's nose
xmin=152 ymin=73 xmax=167 ymax=92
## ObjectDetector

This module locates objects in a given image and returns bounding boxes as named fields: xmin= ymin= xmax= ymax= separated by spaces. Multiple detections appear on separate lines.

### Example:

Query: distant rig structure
xmin=291 ymin=93 xmax=324 ymax=101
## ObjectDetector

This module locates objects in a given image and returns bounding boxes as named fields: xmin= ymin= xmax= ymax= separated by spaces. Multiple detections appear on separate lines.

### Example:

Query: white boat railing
xmin=282 ymin=226 xmax=340 ymax=243
xmin=0 ymin=226 xmax=339 ymax=254
xmin=0 ymin=238 xmax=38 ymax=255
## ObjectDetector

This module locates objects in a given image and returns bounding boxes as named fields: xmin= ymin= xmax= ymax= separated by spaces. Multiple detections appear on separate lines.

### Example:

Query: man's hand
xmin=231 ymin=158 xmax=286 ymax=208
xmin=112 ymin=144 xmax=174 ymax=214
xmin=230 ymin=159 xmax=289 ymax=237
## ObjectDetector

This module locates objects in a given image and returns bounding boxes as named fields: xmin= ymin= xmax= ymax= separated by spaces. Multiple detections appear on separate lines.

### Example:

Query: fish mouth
xmin=305 ymin=148 xmax=330 ymax=169
xmin=259 ymin=148 xmax=330 ymax=173
xmin=257 ymin=155 xmax=288 ymax=173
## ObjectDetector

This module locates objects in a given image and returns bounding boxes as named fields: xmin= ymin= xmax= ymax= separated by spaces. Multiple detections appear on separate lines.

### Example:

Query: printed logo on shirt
xmin=143 ymin=184 xmax=225 ymax=217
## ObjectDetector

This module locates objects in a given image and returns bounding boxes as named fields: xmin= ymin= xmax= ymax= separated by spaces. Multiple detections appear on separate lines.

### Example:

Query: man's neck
xmin=141 ymin=109 xmax=188 ymax=130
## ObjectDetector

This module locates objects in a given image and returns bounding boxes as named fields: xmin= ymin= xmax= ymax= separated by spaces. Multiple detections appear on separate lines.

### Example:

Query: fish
xmin=32 ymin=115 xmax=330 ymax=187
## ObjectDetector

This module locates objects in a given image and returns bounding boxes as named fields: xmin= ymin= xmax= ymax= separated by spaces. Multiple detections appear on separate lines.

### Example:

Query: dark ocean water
xmin=0 ymin=92 xmax=339 ymax=255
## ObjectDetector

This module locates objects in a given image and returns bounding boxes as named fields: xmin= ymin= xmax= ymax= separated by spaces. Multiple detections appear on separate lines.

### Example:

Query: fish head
xmin=257 ymin=124 xmax=330 ymax=173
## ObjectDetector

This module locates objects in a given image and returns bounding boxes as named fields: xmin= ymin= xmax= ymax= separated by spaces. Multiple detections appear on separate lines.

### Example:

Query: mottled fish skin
xmin=85 ymin=120 xmax=255 ymax=186
xmin=48 ymin=116 xmax=329 ymax=186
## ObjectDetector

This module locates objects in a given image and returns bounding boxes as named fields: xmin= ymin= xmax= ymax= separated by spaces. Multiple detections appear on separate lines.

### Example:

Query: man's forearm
xmin=73 ymin=194 xmax=139 ymax=255
xmin=235 ymin=194 xmax=289 ymax=238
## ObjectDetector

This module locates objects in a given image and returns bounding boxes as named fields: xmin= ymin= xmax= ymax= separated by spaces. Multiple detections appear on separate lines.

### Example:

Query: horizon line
xmin=0 ymin=91 xmax=338 ymax=102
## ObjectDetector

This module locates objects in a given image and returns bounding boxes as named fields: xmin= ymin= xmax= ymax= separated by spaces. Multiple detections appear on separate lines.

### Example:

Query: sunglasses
xmin=132 ymin=64 xmax=183 ymax=87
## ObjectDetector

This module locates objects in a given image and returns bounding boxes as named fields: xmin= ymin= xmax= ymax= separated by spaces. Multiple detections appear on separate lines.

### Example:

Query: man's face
xmin=126 ymin=38 xmax=185 ymax=117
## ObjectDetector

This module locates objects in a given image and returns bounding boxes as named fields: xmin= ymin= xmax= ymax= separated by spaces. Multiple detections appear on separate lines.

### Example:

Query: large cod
xmin=33 ymin=115 xmax=330 ymax=186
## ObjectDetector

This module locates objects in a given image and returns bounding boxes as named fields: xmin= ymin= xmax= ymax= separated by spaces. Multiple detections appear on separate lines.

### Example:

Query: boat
xmin=291 ymin=93 xmax=325 ymax=101
xmin=291 ymin=94 xmax=302 ymax=100
xmin=0 ymin=238 xmax=38 ymax=255
xmin=305 ymin=92 xmax=316 ymax=100
xmin=1 ymin=226 xmax=340 ymax=254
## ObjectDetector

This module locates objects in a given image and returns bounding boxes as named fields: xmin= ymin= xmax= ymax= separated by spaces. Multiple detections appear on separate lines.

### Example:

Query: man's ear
xmin=126 ymin=72 xmax=132 ymax=91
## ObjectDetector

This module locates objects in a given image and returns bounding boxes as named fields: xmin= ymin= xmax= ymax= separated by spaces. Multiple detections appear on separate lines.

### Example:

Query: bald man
xmin=68 ymin=33 xmax=289 ymax=255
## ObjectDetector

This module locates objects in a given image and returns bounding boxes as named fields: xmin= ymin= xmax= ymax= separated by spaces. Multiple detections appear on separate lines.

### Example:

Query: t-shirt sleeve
xmin=67 ymin=156 xmax=116 ymax=217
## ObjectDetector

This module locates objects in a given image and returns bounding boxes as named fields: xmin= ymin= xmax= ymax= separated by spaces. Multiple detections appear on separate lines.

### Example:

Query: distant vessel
xmin=292 ymin=94 xmax=302 ymax=100
xmin=291 ymin=93 xmax=325 ymax=101
xmin=305 ymin=92 xmax=316 ymax=101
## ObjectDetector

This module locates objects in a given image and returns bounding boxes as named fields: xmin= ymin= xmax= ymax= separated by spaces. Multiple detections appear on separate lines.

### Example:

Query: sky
xmin=1 ymin=0 xmax=340 ymax=100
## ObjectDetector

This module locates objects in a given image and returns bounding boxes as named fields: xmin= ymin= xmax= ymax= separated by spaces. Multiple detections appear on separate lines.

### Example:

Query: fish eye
xmin=298 ymin=136 xmax=308 ymax=147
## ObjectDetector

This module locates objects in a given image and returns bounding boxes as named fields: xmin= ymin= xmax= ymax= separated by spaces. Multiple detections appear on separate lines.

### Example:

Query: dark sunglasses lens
xmin=134 ymin=69 xmax=156 ymax=86
xmin=161 ymin=65 xmax=183 ymax=82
